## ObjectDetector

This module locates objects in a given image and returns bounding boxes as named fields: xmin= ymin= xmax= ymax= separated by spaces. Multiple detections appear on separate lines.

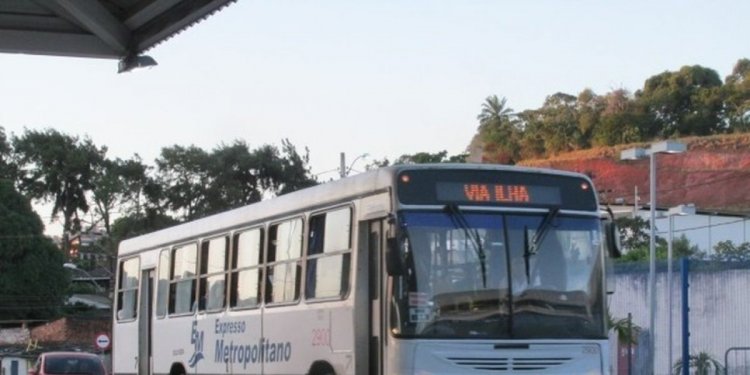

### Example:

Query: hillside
xmin=517 ymin=133 xmax=750 ymax=214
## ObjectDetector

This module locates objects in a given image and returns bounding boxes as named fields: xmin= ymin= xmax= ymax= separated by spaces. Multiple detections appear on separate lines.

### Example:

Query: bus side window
xmin=230 ymin=228 xmax=264 ymax=309
xmin=169 ymin=243 xmax=197 ymax=315
xmin=156 ymin=249 xmax=170 ymax=318
xmin=198 ymin=236 xmax=229 ymax=312
xmin=266 ymin=218 xmax=303 ymax=304
xmin=116 ymin=257 xmax=140 ymax=320
xmin=305 ymin=207 xmax=352 ymax=300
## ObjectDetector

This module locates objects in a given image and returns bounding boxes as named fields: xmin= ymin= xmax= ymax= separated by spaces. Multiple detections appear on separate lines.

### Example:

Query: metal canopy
xmin=0 ymin=0 xmax=237 ymax=60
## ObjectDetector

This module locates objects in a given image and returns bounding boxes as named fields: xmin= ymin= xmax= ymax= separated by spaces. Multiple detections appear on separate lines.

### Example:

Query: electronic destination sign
xmin=397 ymin=168 xmax=597 ymax=211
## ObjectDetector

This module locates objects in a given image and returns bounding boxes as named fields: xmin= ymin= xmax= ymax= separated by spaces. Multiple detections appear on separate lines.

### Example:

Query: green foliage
xmin=154 ymin=139 xmax=317 ymax=221
xmin=0 ymin=127 xmax=16 ymax=181
xmin=477 ymin=95 xmax=521 ymax=163
xmin=110 ymin=209 xmax=179 ymax=243
xmin=155 ymin=144 xmax=211 ymax=220
xmin=637 ymin=65 xmax=725 ymax=138
xmin=673 ymin=352 xmax=723 ymax=375
xmin=369 ymin=150 xmax=467 ymax=167
xmin=614 ymin=214 xmax=700 ymax=262
xmin=711 ymin=240 xmax=750 ymax=262
xmin=476 ymin=58 xmax=750 ymax=161
xmin=671 ymin=234 xmax=702 ymax=259
xmin=61 ymin=302 xmax=101 ymax=318
xmin=607 ymin=311 xmax=641 ymax=345
xmin=276 ymin=139 xmax=319 ymax=194
xmin=724 ymin=58 xmax=750 ymax=132
xmin=615 ymin=216 xmax=650 ymax=252
xmin=592 ymin=89 xmax=647 ymax=146
xmin=12 ymin=129 xmax=106 ymax=242
xmin=0 ymin=180 xmax=69 ymax=320
xmin=91 ymin=156 xmax=148 ymax=236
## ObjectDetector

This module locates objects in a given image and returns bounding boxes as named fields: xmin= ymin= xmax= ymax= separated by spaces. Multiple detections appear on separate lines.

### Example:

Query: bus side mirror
xmin=385 ymin=237 xmax=405 ymax=276
xmin=605 ymin=221 xmax=622 ymax=259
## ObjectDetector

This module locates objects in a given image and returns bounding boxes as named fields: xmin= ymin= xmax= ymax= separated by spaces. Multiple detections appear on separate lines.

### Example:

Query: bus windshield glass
xmin=390 ymin=210 xmax=605 ymax=340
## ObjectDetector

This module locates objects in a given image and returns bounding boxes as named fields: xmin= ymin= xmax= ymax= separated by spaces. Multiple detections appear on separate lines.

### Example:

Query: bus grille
xmin=446 ymin=356 xmax=573 ymax=372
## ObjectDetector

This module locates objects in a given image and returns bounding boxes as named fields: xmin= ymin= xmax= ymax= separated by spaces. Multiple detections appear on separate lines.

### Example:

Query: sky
xmin=1 ymin=0 xmax=749 ymax=233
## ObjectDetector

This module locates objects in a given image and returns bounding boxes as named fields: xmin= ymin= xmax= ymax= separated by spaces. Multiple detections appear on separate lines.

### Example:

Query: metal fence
xmin=611 ymin=260 xmax=750 ymax=375
xmin=725 ymin=347 xmax=750 ymax=375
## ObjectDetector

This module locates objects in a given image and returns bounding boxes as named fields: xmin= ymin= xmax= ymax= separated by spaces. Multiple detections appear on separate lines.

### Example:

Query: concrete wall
xmin=610 ymin=262 xmax=750 ymax=374
xmin=0 ymin=328 xmax=29 ymax=346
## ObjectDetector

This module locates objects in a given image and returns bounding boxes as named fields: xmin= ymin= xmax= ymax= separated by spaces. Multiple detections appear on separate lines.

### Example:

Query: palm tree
xmin=607 ymin=312 xmax=641 ymax=345
xmin=476 ymin=95 xmax=519 ymax=164
xmin=672 ymin=351 xmax=723 ymax=375
xmin=477 ymin=95 xmax=513 ymax=126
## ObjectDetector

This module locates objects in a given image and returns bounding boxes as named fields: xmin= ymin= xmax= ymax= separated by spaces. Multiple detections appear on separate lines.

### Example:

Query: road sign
xmin=94 ymin=332 xmax=111 ymax=351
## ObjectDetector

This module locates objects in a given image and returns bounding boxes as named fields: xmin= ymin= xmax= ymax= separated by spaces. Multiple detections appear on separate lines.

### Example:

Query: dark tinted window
xmin=44 ymin=356 xmax=105 ymax=375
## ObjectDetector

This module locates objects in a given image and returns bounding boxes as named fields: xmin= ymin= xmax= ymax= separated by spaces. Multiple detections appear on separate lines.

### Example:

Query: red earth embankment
xmin=518 ymin=134 xmax=750 ymax=214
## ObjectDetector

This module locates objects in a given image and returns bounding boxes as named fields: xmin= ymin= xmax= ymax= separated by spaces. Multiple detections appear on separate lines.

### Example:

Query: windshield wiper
xmin=444 ymin=204 xmax=487 ymax=288
xmin=522 ymin=207 xmax=560 ymax=280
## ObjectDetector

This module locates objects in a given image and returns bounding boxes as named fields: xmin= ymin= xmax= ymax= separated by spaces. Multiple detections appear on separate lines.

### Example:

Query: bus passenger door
xmin=368 ymin=220 xmax=387 ymax=375
xmin=138 ymin=269 xmax=154 ymax=375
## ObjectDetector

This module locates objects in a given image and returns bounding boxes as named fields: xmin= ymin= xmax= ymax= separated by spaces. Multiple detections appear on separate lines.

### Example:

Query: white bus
xmin=113 ymin=164 xmax=620 ymax=375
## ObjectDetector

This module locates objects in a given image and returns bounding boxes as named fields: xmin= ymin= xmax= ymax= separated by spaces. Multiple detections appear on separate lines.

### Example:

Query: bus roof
xmin=117 ymin=163 xmax=592 ymax=256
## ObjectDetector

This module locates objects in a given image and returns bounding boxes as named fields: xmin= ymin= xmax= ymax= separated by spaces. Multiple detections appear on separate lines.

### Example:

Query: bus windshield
xmin=390 ymin=210 xmax=606 ymax=340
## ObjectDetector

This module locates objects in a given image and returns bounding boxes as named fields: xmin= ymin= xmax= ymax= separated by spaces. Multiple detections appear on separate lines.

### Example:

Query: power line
xmin=654 ymin=217 xmax=748 ymax=235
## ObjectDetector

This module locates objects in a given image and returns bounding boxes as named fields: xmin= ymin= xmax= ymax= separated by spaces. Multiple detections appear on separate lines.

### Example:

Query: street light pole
xmin=648 ymin=152 xmax=656 ymax=370
xmin=668 ymin=212 xmax=674 ymax=374
xmin=621 ymin=140 xmax=686 ymax=374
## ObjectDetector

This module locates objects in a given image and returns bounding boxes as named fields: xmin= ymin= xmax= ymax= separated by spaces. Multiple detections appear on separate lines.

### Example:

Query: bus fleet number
xmin=312 ymin=328 xmax=330 ymax=347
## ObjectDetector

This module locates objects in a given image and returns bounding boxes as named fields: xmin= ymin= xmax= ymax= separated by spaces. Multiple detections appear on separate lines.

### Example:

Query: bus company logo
xmin=188 ymin=321 xmax=205 ymax=368
xmin=213 ymin=318 xmax=292 ymax=369
xmin=215 ymin=337 xmax=292 ymax=369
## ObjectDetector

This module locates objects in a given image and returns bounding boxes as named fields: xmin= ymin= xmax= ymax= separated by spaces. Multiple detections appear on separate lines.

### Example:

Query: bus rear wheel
xmin=169 ymin=363 xmax=186 ymax=375
xmin=308 ymin=360 xmax=335 ymax=375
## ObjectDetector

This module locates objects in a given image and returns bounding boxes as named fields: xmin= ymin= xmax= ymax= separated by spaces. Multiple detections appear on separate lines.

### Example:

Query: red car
xmin=29 ymin=352 xmax=107 ymax=375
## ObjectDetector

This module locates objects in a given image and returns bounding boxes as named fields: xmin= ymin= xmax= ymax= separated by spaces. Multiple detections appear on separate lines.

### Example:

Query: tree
xmin=0 ymin=127 xmax=15 ymax=181
xmin=110 ymin=209 xmax=179 ymax=243
xmin=395 ymin=150 xmax=464 ymax=164
xmin=636 ymin=65 xmax=725 ymax=138
xmin=516 ymin=109 xmax=547 ymax=160
xmin=575 ymin=89 xmax=604 ymax=148
xmin=88 ymin=156 xmax=150 ymax=271
xmin=476 ymin=95 xmax=521 ymax=163
xmin=615 ymin=216 xmax=650 ymax=253
xmin=154 ymin=145 xmax=212 ymax=221
xmin=670 ymin=234 xmax=702 ymax=259
xmin=608 ymin=311 xmax=641 ymax=345
xmin=275 ymin=139 xmax=318 ymax=195
xmin=0 ymin=179 xmax=69 ymax=320
xmin=724 ymin=58 xmax=750 ymax=132
xmin=592 ymin=89 xmax=647 ymax=146
xmin=154 ymin=140 xmax=318 ymax=221
xmin=711 ymin=240 xmax=750 ymax=262
xmin=91 ymin=156 xmax=148 ymax=236
xmin=536 ymin=92 xmax=583 ymax=155
xmin=12 ymin=129 xmax=106 ymax=252
xmin=369 ymin=150 xmax=467 ymax=167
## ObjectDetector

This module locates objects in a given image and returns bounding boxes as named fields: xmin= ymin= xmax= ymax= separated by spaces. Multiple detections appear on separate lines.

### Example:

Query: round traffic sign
xmin=94 ymin=332 xmax=111 ymax=350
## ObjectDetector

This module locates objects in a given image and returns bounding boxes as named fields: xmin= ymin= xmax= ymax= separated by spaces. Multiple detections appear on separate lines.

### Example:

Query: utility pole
xmin=340 ymin=152 xmax=346 ymax=178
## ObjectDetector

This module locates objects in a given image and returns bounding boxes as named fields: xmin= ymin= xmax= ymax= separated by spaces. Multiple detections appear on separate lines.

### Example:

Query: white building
xmin=609 ymin=205 xmax=750 ymax=254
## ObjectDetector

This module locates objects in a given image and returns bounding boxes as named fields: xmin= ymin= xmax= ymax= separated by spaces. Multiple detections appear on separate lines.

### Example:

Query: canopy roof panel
xmin=0 ymin=0 xmax=237 ymax=60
